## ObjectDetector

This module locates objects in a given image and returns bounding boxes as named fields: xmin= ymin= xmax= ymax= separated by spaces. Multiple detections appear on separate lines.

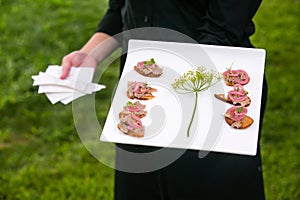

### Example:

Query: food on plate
xmin=119 ymin=101 xmax=147 ymax=118
xmin=214 ymin=84 xmax=251 ymax=107
xmin=223 ymin=68 xmax=250 ymax=86
xmin=224 ymin=106 xmax=253 ymax=129
xmin=127 ymin=81 xmax=157 ymax=100
xmin=118 ymin=114 xmax=145 ymax=137
xmin=118 ymin=82 xmax=156 ymax=137
xmin=134 ymin=58 xmax=163 ymax=77
xmin=117 ymin=100 xmax=147 ymax=138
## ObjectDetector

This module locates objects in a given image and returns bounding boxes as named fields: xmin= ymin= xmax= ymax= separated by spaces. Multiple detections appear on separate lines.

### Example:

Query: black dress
xmin=97 ymin=0 xmax=267 ymax=199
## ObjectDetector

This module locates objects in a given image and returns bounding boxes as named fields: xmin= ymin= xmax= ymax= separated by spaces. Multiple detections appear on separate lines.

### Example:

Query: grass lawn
xmin=0 ymin=0 xmax=299 ymax=199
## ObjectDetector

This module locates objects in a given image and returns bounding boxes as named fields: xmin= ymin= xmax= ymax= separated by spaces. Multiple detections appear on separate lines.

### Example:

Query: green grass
xmin=252 ymin=0 xmax=300 ymax=199
xmin=0 ymin=0 xmax=299 ymax=199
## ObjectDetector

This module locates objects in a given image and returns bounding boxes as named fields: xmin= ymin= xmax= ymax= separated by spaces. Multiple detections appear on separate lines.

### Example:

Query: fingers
xmin=60 ymin=51 xmax=87 ymax=79
xmin=60 ymin=56 xmax=73 ymax=79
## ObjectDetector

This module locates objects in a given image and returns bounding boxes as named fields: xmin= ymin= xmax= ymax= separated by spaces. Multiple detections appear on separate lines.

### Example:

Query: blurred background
xmin=0 ymin=0 xmax=299 ymax=199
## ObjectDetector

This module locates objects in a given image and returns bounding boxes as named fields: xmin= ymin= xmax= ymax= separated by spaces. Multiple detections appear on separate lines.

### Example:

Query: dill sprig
xmin=172 ymin=66 xmax=222 ymax=137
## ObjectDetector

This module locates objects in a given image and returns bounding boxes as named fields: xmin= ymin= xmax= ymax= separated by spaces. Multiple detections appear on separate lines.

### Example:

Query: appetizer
xmin=127 ymin=81 xmax=157 ymax=100
xmin=118 ymin=81 xmax=157 ymax=137
xmin=134 ymin=58 xmax=163 ymax=77
xmin=118 ymin=114 xmax=145 ymax=137
xmin=223 ymin=68 xmax=250 ymax=86
xmin=224 ymin=106 xmax=254 ymax=129
xmin=214 ymin=84 xmax=251 ymax=107
xmin=119 ymin=101 xmax=147 ymax=118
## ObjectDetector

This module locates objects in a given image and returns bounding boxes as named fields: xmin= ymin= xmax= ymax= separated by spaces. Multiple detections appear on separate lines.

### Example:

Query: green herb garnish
xmin=144 ymin=58 xmax=155 ymax=66
xmin=172 ymin=66 xmax=222 ymax=137
xmin=236 ymin=107 xmax=244 ymax=113
xmin=126 ymin=101 xmax=137 ymax=108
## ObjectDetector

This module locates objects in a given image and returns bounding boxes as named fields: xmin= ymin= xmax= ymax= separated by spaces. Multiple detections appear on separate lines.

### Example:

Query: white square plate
xmin=100 ymin=39 xmax=266 ymax=156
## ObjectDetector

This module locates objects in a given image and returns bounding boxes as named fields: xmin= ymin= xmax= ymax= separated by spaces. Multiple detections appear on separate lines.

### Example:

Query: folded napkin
xmin=32 ymin=65 xmax=106 ymax=104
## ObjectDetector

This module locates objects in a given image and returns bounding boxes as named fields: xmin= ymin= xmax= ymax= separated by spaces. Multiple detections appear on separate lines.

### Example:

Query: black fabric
xmin=114 ymin=149 xmax=265 ymax=200
xmin=114 ymin=78 xmax=267 ymax=200
xmin=96 ymin=0 xmax=267 ymax=199
xmin=97 ymin=0 xmax=125 ymax=36
xmin=97 ymin=0 xmax=262 ymax=47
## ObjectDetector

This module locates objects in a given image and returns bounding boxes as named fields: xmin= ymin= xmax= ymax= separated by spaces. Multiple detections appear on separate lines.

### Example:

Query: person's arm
xmin=60 ymin=0 xmax=124 ymax=79
xmin=197 ymin=0 xmax=262 ymax=47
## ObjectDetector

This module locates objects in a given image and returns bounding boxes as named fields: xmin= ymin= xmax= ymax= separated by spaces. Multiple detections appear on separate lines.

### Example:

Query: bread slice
xmin=117 ymin=124 xmax=144 ymax=137
xmin=126 ymin=87 xmax=157 ymax=100
xmin=119 ymin=101 xmax=147 ymax=118
xmin=134 ymin=65 xmax=163 ymax=77
xmin=225 ymin=115 xmax=254 ymax=129
xmin=119 ymin=112 xmax=146 ymax=119
xmin=214 ymin=94 xmax=251 ymax=107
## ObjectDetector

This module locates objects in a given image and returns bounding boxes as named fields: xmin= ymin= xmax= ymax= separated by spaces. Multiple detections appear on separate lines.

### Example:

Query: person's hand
xmin=60 ymin=51 xmax=97 ymax=79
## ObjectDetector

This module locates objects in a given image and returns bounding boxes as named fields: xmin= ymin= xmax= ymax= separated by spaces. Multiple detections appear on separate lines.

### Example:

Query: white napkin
xmin=32 ymin=65 xmax=106 ymax=104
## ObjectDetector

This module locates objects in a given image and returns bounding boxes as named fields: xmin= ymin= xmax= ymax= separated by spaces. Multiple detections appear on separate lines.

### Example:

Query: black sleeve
xmin=96 ymin=0 xmax=125 ymax=36
xmin=197 ymin=0 xmax=262 ymax=47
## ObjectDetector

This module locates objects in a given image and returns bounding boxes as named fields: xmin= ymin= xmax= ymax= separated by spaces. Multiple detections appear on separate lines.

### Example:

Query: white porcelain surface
xmin=101 ymin=40 xmax=266 ymax=156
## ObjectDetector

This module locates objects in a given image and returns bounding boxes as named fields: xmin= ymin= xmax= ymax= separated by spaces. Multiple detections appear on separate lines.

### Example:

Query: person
xmin=60 ymin=0 xmax=268 ymax=199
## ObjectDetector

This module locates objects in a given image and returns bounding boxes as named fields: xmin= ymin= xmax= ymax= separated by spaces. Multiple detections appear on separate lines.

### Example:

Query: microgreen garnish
xmin=236 ymin=107 xmax=244 ymax=113
xmin=226 ymin=63 xmax=234 ymax=70
xmin=144 ymin=58 xmax=155 ymax=66
xmin=172 ymin=66 xmax=222 ymax=137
